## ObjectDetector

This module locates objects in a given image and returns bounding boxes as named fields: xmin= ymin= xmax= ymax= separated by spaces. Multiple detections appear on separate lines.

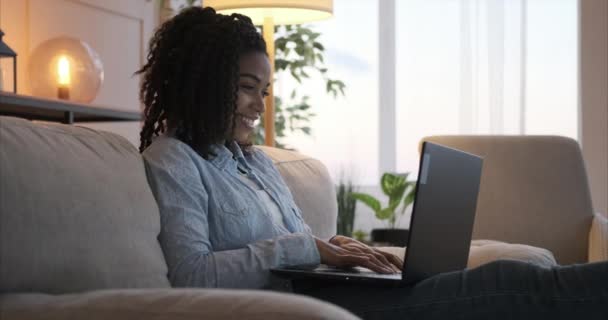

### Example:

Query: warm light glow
xmin=57 ymin=56 xmax=71 ymax=86
xmin=205 ymin=0 xmax=333 ymax=25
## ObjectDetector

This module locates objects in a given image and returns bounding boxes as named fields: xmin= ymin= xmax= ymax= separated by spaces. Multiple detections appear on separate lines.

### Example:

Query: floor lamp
xmin=204 ymin=0 xmax=333 ymax=147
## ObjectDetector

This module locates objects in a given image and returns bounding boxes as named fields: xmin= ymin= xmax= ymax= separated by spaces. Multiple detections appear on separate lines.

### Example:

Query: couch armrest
xmin=0 ymin=288 xmax=359 ymax=320
xmin=589 ymin=212 xmax=608 ymax=262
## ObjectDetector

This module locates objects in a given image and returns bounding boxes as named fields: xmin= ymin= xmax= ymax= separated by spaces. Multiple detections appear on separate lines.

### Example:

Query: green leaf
xmin=350 ymin=193 xmax=381 ymax=213
xmin=376 ymin=207 xmax=394 ymax=220
xmin=404 ymin=184 xmax=416 ymax=207
xmin=326 ymin=81 xmax=334 ymax=93
xmin=263 ymin=22 xmax=346 ymax=148
xmin=388 ymin=183 xmax=407 ymax=209
xmin=275 ymin=59 xmax=289 ymax=71
xmin=275 ymin=38 xmax=287 ymax=51
xmin=290 ymin=70 xmax=302 ymax=83
xmin=380 ymin=173 xmax=401 ymax=195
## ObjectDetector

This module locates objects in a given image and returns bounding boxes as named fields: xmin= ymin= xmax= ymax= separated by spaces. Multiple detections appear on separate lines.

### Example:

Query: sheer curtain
xmin=280 ymin=0 xmax=578 ymax=184
xmin=279 ymin=0 xmax=577 ymax=232
xmin=396 ymin=0 xmax=578 ymax=175
xmin=458 ymin=0 xmax=529 ymax=135
xmin=396 ymin=0 xmax=525 ymax=176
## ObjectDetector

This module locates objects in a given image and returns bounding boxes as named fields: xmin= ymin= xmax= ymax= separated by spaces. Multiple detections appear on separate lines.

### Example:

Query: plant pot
xmin=371 ymin=228 xmax=409 ymax=247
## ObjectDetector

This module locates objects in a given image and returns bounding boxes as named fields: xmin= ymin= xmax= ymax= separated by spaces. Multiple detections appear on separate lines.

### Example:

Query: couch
xmin=0 ymin=116 xmax=606 ymax=319
xmin=0 ymin=116 xmax=357 ymax=320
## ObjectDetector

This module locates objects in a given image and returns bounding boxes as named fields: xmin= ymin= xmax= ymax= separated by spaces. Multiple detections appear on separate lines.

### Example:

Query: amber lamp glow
xmin=57 ymin=55 xmax=70 ymax=100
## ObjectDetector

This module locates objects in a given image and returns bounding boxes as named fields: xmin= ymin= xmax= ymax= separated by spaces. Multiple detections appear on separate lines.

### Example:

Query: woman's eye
xmin=262 ymin=91 xmax=270 ymax=97
xmin=240 ymin=84 xmax=255 ymax=90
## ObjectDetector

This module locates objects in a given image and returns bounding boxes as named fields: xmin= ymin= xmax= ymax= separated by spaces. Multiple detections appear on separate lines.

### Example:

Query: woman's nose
xmin=253 ymin=94 xmax=266 ymax=113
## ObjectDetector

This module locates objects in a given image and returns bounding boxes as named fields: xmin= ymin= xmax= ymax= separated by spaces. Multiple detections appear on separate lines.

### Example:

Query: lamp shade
xmin=205 ymin=0 xmax=333 ymax=25
xmin=28 ymin=37 xmax=103 ymax=103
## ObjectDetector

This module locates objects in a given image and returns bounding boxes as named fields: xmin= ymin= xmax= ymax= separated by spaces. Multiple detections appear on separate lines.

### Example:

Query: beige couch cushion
xmin=467 ymin=240 xmax=556 ymax=268
xmin=0 ymin=117 xmax=170 ymax=293
xmin=257 ymin=146 xmax=337 ymax=240
xmin=0 ymin=288 xmax=359 ymax=320
xmin=377 ymin=240 xmax=557 ymax=269
xmin=589 ymin=213 xmax=608 ymax=262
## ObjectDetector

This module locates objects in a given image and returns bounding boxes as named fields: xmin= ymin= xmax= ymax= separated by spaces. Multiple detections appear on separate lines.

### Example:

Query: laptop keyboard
xmin=313 ymin=265 xmax=402 ymax=276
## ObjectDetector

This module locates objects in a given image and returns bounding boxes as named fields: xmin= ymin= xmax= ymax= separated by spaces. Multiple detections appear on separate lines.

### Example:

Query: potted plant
xmin=350 ymin=173 xmax=416 ymax=246
xmin=336 ymin=177 xmax=357 ymax=237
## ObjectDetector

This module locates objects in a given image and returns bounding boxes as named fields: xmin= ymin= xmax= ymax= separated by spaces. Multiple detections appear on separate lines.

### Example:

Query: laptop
xmin=271 ymin=142 xmax=483 ymax=286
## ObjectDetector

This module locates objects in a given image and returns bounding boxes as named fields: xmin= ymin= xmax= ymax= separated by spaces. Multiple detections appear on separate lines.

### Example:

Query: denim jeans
xmin=292 ymin=260 xmax=608 ymax=320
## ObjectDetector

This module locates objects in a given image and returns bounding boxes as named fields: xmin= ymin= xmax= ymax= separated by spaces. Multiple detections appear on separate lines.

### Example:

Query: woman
xmin=138 ymin=7 xmax=607 ymax=319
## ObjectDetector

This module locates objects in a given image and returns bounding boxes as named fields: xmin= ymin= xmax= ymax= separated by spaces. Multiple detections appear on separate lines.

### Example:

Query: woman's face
xmin=232 ymin=51 xmax=271 ymax=143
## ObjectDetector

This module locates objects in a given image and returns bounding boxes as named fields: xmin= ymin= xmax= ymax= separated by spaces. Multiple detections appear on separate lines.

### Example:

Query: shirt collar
xmin=209 ymin=141 xmax=244 ymax=170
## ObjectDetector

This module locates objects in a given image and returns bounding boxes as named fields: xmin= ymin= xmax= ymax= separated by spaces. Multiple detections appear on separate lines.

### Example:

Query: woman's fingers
xmin=379 ymin=251 xmax=404 ymax=271
xmin=342 ymin=252 xmax=394 ymax=274
xmin=315 ymin=237 xmax=400 ymax=274
xmin=340 ymin=244 xmax=400 ymax=273
xmin=370 ymin=250 xmax=399 ymax=272
xmin=371 ymin=249 xmax=403 ymax=271
xmin=340 ymin=254 xmax=384 ymax=273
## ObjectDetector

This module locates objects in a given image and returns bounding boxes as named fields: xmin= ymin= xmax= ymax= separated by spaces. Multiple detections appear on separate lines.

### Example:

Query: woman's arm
xmin=252 ymin=149 xmax=401 ymax=274
xmin=143 ymin=145 xmax=320 ymax=289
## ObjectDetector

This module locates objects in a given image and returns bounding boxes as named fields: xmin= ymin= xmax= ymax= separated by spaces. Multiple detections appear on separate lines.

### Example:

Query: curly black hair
xmin=136 ymin=7 xmax=266 ymax=158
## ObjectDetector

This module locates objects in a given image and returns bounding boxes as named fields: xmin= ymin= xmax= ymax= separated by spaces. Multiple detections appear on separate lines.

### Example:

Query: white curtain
xmin=280 ymin=0 xmax=577 ymax=185
xmin=396 ymin=0 xmax=580 ymax=175
xmin=459 ymin=0 xmax=522 ymax=135
xmin=278 ymin=0 xmax=577 ymax=232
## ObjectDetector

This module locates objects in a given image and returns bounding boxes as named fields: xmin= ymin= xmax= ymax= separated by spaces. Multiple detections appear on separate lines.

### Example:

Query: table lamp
xmin=28 ymin=37 xmax=104 ymax=103
xmin=204 ymin=0 xmax=333 ymax=146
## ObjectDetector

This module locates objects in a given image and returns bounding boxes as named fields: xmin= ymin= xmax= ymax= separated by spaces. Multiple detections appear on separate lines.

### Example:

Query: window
xmin=281 ymin=0 xmax=578 ymax=183
xmin=281 ymin=0 xmax=379 ymax=185
xmin=396 ymin=0 xmax=578 ymax=175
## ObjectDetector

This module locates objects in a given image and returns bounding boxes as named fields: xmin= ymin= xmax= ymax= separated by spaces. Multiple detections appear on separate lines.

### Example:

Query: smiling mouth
xmin=236 ymin=113 xmax=260 ymax=129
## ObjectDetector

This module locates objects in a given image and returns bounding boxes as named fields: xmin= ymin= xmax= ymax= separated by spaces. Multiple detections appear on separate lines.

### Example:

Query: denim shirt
xmin=143 ymin=135 xmax=320 ymax=289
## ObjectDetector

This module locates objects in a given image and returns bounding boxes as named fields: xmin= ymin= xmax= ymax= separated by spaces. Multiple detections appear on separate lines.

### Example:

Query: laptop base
xmin=271 ymin=265 xmax=412 ymax=287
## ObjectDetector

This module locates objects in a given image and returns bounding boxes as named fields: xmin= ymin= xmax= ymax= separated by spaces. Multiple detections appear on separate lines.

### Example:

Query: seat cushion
xmin=376 ymin=240 xmax=557 ymax=269
xmin=0 ymin=116 xmax=170 ymax=293
xmin=0 ymin=288 xmax=359 ymax=320
xmin=467 ymin=240 xmax=557 ymax=268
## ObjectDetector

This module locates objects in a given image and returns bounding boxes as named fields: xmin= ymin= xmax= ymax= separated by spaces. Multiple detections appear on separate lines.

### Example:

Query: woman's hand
xmin=314 ymin=236 xmax=403 ymax=274
xmin=330 ymin=235 xmax=403 ymax=272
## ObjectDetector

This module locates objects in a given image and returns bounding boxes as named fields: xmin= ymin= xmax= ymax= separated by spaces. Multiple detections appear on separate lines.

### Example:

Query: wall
xmin=0 ymin=0 xmax=157 ymax=147
xmin=580 ymin=0 xmax=608 ymax=216
xmin=1 ymin=0 xmax=605 ymax=215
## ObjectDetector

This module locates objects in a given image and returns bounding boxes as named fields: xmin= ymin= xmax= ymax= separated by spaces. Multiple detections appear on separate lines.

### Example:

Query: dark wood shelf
xmin=0 ymin=91 xmax=141 ymax=124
